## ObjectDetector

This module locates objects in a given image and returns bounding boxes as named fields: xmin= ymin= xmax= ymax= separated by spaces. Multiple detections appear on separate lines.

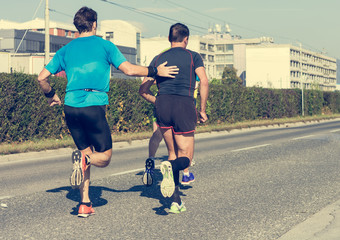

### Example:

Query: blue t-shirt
xmin=45 ymin=35 xmax=127 ymax=107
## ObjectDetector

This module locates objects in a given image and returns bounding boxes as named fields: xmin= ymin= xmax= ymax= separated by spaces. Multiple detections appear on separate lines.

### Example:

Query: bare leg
xmin=149 ymin=122 xmax=163 ymax=158
xmin=79 ymin=147 xmax=112 ymax=203
xmin=160 ymin=128 xmax=177 ymax=160
xmin=175 ymin=133 xmax=195 ymax=172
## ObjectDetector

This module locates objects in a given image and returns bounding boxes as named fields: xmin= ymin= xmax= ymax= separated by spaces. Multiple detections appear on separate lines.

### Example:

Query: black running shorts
xmin=64 ymin=105 xmax=112 ymax=152
xmin=155 ymin=94 xmax=197 ymax=134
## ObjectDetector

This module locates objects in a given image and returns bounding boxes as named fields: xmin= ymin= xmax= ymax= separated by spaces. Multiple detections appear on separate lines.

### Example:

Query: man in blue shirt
xmin=37 ymin=6 xmax=178 ymax=218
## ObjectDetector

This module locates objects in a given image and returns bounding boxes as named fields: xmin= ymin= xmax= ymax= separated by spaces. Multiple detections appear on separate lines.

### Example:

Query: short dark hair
xmin=73 ymin=7 xmax=97 ymax=33
xmin=168 ymin=23 xmax=189 ymax=43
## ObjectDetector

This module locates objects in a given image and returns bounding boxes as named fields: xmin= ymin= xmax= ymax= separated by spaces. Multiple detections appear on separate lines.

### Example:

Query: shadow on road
xmin=47 ymin=185 xmax=117 ymax=216
xmin=46 ymin=156 xmax=193 ymax=216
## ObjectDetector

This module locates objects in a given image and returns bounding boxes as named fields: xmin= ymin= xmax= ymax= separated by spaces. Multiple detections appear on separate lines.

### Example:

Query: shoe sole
xmin=160 ymin=161 xmax=175 ymax=197
xmin=142 ymin=170 xmax=153 ymax=186
xmin=142 ymin=158 xmax=155 ymax=186
xmin=145 ymin=158 xmax=155 ymax=170
xmin=70 ymin=150 xmax=84 ymax=189
xmin=78 ymin=212 xmax=95 ymax=218
xmin=181 ymin=179 xmax=195 ymax=185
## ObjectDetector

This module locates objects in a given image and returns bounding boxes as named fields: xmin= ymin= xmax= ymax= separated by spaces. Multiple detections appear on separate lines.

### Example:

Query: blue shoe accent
xmin=142 ymin=158 xmax=155 ymax=186
xmin=181 ymin=172 xmax=195 ymax=185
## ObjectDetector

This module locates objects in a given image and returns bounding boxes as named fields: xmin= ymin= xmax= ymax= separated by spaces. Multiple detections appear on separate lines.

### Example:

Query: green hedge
xmin=0 ymin=72 xmax=68 ymax=143
xmin=0 ymin=72 xmax=339 ymax=143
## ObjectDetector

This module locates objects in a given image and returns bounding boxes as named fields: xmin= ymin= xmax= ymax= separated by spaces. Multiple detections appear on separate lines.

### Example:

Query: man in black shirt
xmin=139 ymin=23 xmax=209 ymax=213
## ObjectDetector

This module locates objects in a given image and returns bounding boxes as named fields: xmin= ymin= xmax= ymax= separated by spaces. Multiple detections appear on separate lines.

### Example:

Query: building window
xmin=208 ymin=55 xmax=214 ymax=62
xmin=208 ymin=44 xmax=214 ymax=52
xmin=106 ymin=32 xmax=114 ymax=41
xmin=226 ymin=44 xmax=233 ymax=51
xmin=216 ymin=44 xmax=224 ymax=52
xmin=200 ymin=42 xmax=206 ymax=50
xmin=216 ymin=54 xmax=233 ymax=63
xmin=216 ymin=65 xmax=225 ymax=72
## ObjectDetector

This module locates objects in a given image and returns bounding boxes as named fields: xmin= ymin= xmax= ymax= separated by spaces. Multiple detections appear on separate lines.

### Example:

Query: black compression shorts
xmin=155 ymin=94 xmax=197 ymax=134
xmin=64 ymin=105 xmax=112 ymax=152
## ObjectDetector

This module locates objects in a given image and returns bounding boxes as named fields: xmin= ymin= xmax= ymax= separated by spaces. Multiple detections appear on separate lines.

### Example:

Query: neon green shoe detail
xmin=169 ymin=202 xmax=186 ymax=214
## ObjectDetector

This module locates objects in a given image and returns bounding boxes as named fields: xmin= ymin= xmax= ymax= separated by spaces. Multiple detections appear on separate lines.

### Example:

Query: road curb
xmin=0 ymin=118 xmax=339 ymax=164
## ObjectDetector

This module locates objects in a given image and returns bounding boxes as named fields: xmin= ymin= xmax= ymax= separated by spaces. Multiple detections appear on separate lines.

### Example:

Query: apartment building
xmin=141 ymin=24 xmax=273 ymax=81
xmin=246 ymin=44 xmax=337 ymax=91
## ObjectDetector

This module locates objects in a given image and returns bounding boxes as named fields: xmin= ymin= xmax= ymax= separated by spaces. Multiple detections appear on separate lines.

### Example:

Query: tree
xmin=222 ymin=66 xmax=243 ymax=85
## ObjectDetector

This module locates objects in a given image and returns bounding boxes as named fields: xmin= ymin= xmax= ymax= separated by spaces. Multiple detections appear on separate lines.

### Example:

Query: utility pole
xmin=299 ymin=42 xmax=304 ymax=116
xmin=44 ymin=0 xmax=50 ymax=66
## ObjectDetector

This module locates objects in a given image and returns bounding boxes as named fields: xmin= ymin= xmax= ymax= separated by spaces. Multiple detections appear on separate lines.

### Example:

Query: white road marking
xmin=330 ymin=129 xmax=340 ymax=133
xmin=109 ymin=165 xmax=161 ymax=177
xmin=0 ymin=195 xmax=12 ymax=200
xmin=231 ymin=144 xmax=271 ymax=152
xmin=292 ymin=135 xmax=315 ymax=140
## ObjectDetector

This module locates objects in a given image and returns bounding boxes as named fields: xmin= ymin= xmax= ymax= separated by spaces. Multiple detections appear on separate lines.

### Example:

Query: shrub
xmin=1 ymin=72 xmax=339 ymax=143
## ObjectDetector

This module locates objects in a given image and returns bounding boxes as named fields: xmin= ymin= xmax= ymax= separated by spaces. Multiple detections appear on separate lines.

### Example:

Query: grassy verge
xmin=1 ymin=114 xmax=339 ymax=155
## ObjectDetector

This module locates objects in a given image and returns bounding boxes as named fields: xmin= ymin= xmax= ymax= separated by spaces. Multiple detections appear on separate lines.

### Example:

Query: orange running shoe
xmin=78 ymin=203 xmax=95 ymax=218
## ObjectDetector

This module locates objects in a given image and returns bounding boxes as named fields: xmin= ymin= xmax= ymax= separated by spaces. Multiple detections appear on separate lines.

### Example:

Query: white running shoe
xmin=160 ymin=161 xmax=175 ymax=197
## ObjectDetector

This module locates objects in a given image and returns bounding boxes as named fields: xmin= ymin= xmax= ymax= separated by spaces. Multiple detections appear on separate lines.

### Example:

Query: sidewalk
xmin=0 ymin=139 xmax=150 ymax=164
xmin=278 ymin=198 xmax=340 ymax=240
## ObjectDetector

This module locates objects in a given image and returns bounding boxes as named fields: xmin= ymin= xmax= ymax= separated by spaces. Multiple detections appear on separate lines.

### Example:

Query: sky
xmin=0 ymin=0 xmax=339 ymax=59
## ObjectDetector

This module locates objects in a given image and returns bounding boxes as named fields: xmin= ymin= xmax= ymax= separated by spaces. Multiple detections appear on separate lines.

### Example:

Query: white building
xmin=246 ymin=44 xmax=337 ymax=91
xmin=0 ymin=18 xmax=140 ymax=78
xmin=0 ymin=18 xmax=78 ymax=38
xmin=99 ymin=20 xmax=141 ymax=65
xmin=141 ymin=24 xmax=274 ymax=80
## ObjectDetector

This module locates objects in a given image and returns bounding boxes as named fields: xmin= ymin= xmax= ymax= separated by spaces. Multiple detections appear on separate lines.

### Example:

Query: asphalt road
xmin=1 ymin=120 xmax=340 ymax=239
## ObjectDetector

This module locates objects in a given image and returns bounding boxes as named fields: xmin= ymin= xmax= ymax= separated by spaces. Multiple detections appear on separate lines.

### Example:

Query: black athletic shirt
xmin=149 ymin=47 xmax=204 ymax=97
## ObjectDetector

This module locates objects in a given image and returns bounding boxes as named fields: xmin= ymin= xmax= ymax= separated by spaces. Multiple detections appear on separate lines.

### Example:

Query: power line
xmin=49 ymin=8 xmax=144 ymax=37
xmin=50 ymin=1 xmax=331 ymax=57
xmin=99 ymin=0 xmax=207 ymax=35
xmin=161 ymin=0 xmax=329 ymax=56
xmin=49 ymin=8 xmax=73 ymax=18
xmin=14 ymin=0 xmax=44 ymax=55
xmin=163 ymin=0 xmax=277 ymax=37
xmin=159 ymin=1 xmax=209 ymax=27
xmin=164 ymin=0 xmax=223 ymax=23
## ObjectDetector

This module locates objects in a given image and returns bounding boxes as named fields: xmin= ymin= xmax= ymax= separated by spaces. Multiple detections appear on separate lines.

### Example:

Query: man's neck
xmin=79 ymin=31 xmax=95 ymax=38
xmin=79 ymin=32 xmax=94 ymax=37
xmin=171 ymin=42 xmax=186 ymax=48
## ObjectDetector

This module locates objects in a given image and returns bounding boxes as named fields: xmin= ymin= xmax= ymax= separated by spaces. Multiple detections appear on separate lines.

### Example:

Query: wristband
xmin=147 ymin=66 xmax=158 ymax=78
xmin=44 ymin=88 xmax=56 ymax=98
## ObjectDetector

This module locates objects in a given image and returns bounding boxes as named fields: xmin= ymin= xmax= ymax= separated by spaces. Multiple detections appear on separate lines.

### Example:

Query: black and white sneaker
xmin=142 ymin=158 xmax=155 ymax=186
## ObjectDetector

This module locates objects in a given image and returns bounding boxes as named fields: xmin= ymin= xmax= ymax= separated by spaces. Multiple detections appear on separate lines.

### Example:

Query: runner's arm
xmin=195 ymin=66 xmax=209 ymax=123
xmin=118 ymin=61 xmax=178 ymax=78
xmin=37 ymin=68 xmax=62 ymax=106
xmin=139 ymin=77 xmax=156 ymax=104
